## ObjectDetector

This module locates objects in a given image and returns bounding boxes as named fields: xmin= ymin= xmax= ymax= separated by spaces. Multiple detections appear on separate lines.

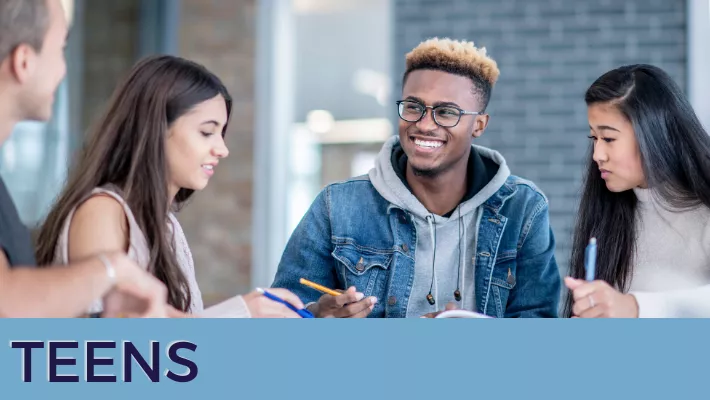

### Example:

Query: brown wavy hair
xmin=36 ymin=55 xmax=232 ymax=311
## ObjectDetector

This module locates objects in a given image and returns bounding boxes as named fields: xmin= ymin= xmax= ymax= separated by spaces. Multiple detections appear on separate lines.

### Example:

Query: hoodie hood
xmin=369 ymin=136 xmax=511 ymax=220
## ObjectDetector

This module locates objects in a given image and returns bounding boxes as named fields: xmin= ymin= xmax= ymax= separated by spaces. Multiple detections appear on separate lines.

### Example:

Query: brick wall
xmin=393 ymin=0 xmax=687 ymax=273
xmin=176 ymin=0 xmax=256 ymax=305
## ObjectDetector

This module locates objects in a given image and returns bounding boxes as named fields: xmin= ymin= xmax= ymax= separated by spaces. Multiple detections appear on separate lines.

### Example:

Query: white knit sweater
xmin=629 ymin=188 xmax=710 ymax=317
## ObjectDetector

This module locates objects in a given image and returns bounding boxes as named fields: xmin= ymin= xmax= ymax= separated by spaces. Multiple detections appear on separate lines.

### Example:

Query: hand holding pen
xmin=585 ymin=237 xmax=597 ymax=282
xmin=299 ymin=278 xmax=377 ymax=318
xmin=242 ymin=288 xmax=308 ymax=318
xmin=564 ymin=237 xmax=640 ymax=318
xmin=256 ymin=288 xmax=314 ymax=318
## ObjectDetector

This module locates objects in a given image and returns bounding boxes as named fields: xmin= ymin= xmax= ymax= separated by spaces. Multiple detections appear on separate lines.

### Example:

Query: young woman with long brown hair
xmin=36 ymin=55 xmax=303 ymax=318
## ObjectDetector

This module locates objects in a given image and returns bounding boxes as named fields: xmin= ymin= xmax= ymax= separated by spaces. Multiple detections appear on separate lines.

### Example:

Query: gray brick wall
xmin=394 ymin=0 xmax=687 ymax=273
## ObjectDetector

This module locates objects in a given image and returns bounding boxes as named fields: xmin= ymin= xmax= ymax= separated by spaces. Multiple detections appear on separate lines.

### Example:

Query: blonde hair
xmin=404 ymin=37 xmax=500 ymax=108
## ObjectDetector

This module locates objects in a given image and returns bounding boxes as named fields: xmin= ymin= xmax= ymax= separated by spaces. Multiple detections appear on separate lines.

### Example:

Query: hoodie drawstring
xmin=427 ymin=209 xmax=467 ymax=309
xmin=426 ymin=215 xmax=438 ymax=306
xmin=456 ymin=207 xmax=465 ymax=305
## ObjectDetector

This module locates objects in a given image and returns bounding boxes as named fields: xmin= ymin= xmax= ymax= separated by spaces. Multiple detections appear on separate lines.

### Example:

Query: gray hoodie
xmin=368 ymin=136 xmax=511 ymax=317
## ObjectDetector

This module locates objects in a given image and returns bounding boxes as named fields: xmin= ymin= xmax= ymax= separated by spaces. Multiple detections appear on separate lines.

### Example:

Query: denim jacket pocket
xmin=489 ymin=249 xmax=517 ymax=317
xmin=332 ymin=244 xmax=393 ymax=297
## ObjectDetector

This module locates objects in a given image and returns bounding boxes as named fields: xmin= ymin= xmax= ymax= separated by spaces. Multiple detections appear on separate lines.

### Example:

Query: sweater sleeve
xmin=631 ymin=286 xmax=710 ymax=318
xmin=198 ymin=295 xmax=251 ymax=318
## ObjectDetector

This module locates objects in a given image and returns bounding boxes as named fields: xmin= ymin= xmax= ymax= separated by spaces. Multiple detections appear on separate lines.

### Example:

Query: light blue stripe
xmin=0 ymin=319 xmax=705 ymax=399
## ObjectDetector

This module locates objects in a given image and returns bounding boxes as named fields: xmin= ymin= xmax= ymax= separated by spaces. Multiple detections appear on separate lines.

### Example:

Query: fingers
xmin=111 ymin=256 xmax=170 ymax=318
xmin=109 ymin=277 xmax=168 ymax=318
xmin=579 ymin=304 xmax=605 ymax=318
xmin=572 ymin=294 xmax=597 ymax=316
xmin=566 ymin=278 xmax=596 ymax=317
xmin=317 ymin=286 xmax=362 ymax=311
xmin=268 ymin=288 xmax=305 ymax=309
xmin=247 ymin=298 xmax=299 ymax=318
xmin=335 ymin=296 xmax=377 ymax=318
xmin=571 ymin=280 xmax=609 ymax=300
xmin=309 ymin=286 xmax=377 ymax=318
xmin=348 ymin=303 xmax=376 ymax=318
xmin=343 ymin=297 xmax=378 ymax=318
xmin=266 ymin=301 xmax=303 ymax=318
xmin=569 ymin=280 xmax=619 ymax=318
xmin=564 ymin=276 xmax=584 ymax=290
xmin=333 ymin=287 xmax=363 ymax=306
xmin=137 ymin=278 xmax=169 ymax=318
xmin=277 ymin=303 xmax=302 ymax=318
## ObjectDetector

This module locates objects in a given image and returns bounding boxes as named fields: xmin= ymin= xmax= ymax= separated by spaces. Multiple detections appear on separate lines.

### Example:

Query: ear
xmin=8 ymin=44 xmax=37 ymax=85
xmin=471 ymin=114 xmax=490 ymax=138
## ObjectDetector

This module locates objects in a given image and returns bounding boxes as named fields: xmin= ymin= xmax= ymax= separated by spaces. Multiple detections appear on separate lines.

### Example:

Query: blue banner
xmin=0 ymin=319 xmax=705 ymax=399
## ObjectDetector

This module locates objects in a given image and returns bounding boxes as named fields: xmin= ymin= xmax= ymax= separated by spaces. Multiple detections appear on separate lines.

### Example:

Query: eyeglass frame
xmin=396 ymin=100 xmax=485 ymax=128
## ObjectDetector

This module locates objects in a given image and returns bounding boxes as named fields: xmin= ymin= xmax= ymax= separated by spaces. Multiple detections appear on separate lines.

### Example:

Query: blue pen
xmin=584 ymin=237 xmax=597 ymax=281
xmin=256 ymin=288 xmax=314 ymax=318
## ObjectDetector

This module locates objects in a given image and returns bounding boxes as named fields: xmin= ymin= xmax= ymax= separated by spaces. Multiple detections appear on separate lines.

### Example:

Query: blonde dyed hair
xmin=404 ymin=37 xmax=500 ymax=108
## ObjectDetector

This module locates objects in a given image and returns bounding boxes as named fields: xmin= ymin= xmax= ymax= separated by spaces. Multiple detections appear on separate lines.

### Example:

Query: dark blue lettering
xmin=48 ymin=341 xmax=79 ymax=383
xmin=165 ymin=341 xmax=198 ymax=383
xmin=10 ymin=341 xmax=44 ymax=382
xmin=123 ymin=341 xmax=160 ymax=382
xmin=86 ymin=341 xmax=117 ymax=383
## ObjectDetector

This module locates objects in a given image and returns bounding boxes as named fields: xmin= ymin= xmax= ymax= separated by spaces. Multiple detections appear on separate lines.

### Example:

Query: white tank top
xmin=53 ymin=185 xmax=204 ymax=313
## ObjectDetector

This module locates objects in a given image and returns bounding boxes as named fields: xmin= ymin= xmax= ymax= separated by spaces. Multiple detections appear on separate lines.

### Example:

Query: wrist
xmin=97 ymin=254 xmax=116 ymax=287
xmin=306 ymin=302 xmax=320 ymax=317
xmin=99 ymin=252 xmax=129 ymax=289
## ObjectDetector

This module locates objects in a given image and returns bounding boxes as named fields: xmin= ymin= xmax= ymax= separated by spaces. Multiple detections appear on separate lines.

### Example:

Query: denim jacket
xmin=272 ymin=140 xmax=561 ymax=318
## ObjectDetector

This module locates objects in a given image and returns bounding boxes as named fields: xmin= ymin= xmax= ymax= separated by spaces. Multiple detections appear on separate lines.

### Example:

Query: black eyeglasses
xmin=396 ymin=100 xmax=483 ymax=128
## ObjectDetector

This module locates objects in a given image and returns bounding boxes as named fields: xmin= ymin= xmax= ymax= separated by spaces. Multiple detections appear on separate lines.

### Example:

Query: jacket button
xmin=355 ymin=257 xmax=365 ymax=272
xmin=401 ymin=244 xmax=409 ymax=253
xmin=388 ymin=296 xmax=397 ymax=306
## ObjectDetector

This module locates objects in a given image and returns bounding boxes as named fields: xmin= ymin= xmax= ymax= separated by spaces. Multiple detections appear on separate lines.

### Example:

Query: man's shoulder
xmin=491 ymin=175 xmax=549 ymax=221
xmin=326 ymin=174 xmax=372 ymax=186
xmin=323 ymin=175 xmax=378 ymax=195
xmin=504 ymin=175 xmax=548 ymax=204
xmin=316 ymin=175 xmax=389 ymax=213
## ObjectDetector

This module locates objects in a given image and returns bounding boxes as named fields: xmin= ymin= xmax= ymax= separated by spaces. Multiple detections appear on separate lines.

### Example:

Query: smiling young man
xmin=272 ymin=38 xmax=561 ymax=318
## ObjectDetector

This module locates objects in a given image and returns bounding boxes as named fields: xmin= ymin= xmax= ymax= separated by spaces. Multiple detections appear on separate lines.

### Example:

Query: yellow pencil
xmin=299 ymin=278 xmax=341 ymax=297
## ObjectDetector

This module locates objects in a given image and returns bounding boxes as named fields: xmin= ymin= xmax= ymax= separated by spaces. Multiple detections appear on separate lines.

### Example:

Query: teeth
xmin=202 ymin=165 xmax=213 ymax=170
xmin=414 ymin=139 xmax=443 ymax=148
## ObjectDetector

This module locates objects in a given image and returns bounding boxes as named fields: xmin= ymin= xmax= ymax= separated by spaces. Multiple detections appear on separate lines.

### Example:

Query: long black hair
xmin=565 ymin=64 xmax=710 ymax=317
